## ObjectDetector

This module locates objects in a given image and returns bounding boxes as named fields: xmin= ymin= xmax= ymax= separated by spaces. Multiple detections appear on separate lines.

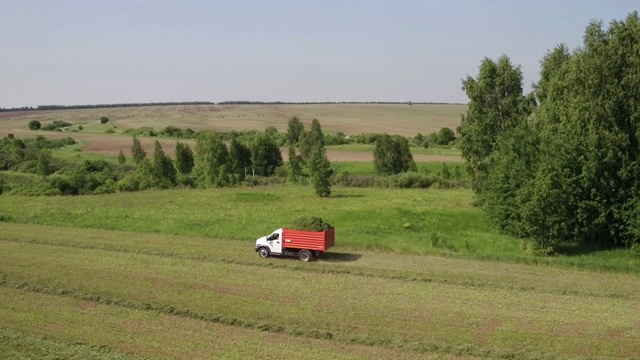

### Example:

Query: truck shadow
xmin=318 ymin=252 xmax=362 ymax=263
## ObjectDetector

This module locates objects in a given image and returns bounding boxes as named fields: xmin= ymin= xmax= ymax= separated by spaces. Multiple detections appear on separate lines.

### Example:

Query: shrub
xmin=373 ymin=134 xmax=416 ymax=175
xmin=161 ymin=125 xmax=195 ymax=138
xmin=440 ymin=163 xmax=451 ymax=180
xmin=116 ymin=173 xmax=144 ymax=192
xmin=41 ymin=120 xmax=72 ymax=131
xmin=333 ymin=172 xmax=377 ymax=188
xmin=53 ymin=137 xmax=77 ymax=147
xmin=93 ymin=179 xmax=117 ymax=194
xmin=6 ymin=177 xmax=60 ymax=196
xmin=394 ymin=172 xmax=436 ymax=189
xmin=16 ymin=160 xmax=38 ymax=174
xmin=437 ymin=127 xmax=456 ymax=145
xmin=324 ymin=132 xmax=350 ymax=145
xmin=100 ymin=116 xmax=109 ymax=124
xmin=28 ymin=120 xmax=41 ymax=130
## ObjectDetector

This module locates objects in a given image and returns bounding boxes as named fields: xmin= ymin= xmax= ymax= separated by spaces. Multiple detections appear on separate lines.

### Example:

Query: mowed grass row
xmin=1 ymin=239 xmax=639 ymax=359
xmin=0 ymin=289 xmax=438 ymax=360
xmin=0 ymin=186 xmax=637 ymax=271
xmin=2 ymin=223 xmax=639 ymax=301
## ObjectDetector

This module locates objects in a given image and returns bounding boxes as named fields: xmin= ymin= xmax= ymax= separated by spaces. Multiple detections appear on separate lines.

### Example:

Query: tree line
xmin=0 ymin=101 xmax=215 ymax=112
xmin=1 ymin=101 xmax=465 ymax=112
xmin=1 ymin=117 xmax=464 ymax=196
xmin=216 ymin=101 xmax=465 ymax=105
xmin=459 ymin=12 xmax=640 ymax=251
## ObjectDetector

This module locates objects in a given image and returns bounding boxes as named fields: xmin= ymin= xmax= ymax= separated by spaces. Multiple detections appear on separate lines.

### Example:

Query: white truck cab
xmin=255 ymin=228 xmax=284 ymax=256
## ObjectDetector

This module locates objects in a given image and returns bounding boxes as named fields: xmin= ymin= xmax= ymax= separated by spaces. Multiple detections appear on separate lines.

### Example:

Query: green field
xmin=0 ymin=186 xmax=637 ymax=271
xmin=2 ymin=186 xmax=640 ymax=358
xmin=1 ymin=218 xmax=639 ymax=360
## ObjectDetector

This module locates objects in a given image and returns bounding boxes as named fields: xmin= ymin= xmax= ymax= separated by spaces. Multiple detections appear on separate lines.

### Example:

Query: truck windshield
xmin=267 ymin=233 xmax=279 ymax=241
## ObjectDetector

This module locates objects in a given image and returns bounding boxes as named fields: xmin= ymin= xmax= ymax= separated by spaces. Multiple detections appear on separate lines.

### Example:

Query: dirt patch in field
xmin=0 ymin=129 xmax=191 ymax=157
xmin=82 ymin=136 xmax=192 ymax=157
xmin=79 ymin=300 xmax=100 ymax=311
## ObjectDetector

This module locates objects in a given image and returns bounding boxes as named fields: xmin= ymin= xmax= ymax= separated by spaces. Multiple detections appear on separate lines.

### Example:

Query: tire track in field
xmin=0 ymin=238 xmax=632 ymax=302
xmin=0 ymin=276 xmax=558 ymax=360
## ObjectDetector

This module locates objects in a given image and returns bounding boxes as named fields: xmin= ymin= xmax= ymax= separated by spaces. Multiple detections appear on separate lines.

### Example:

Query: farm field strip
xmin=0 ymin=288 xmax=439 ymax=360
xmin=1 ymin=223 xmax=638 ymax=301
xmin=1 ymin=237 xmax=639 ymax=359
xmin=0 ymin=104 xmax=466 ymax=136
xmin=0 ymin=279 xmax=491 ymax=360
xmin=0 ymin=128 xmax=462 ymax=162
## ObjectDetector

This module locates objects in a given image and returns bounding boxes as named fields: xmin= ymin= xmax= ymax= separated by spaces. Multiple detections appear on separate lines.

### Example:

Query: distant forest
xmin=0 ymin=101 xmax=464 ymax=112
xmin=0 ymin=101 xmax=216 ymax=112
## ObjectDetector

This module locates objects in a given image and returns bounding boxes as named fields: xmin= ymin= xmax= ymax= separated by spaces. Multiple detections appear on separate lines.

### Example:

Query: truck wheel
xmin=258 ymin=247 xmax=270 ymax=258
xmin=299 ymin=250 xmax=313 ymax=262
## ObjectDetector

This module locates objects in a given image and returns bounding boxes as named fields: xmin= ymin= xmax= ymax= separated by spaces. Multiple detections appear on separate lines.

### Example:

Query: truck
xmin=254 ymin=227 xmax=335 ymax=261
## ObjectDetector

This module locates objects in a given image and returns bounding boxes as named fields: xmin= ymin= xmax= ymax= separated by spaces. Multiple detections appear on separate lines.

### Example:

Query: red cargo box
xmin=282 ymin=227 xmax=335 ymax=252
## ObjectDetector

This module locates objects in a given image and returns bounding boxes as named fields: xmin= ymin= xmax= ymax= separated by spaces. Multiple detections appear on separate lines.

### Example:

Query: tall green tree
xmin=150 ymin=140 xmax=177 ymax=188
xmin=193 ymin=132 xmax=230 ymax=187
xmin=521 ymin=13 xmax=640 ymax=248
xmin=482 ymin=124 xmax=540 ymax=236
xmin=459 ymin=55 xmax=529 ymax=195
xmin=298 ymin=131 xmax=313 ymax=161
xmin=287 ymin=143 xmax=303 ymax=182
xmin=117 ymin=149 xmax=126 ymax=165
xmin=299 ymin=118 xmax=324 ymax=160
xmin=131 ymin=137 xmax=146 ymax=165
xmin=228 ymin=137 xmax=252 ymax=181
xmin=373 ymin=134 xmax=416 ymax=175
xmin=174 ymin=141 xmax=194 ymax=174
xmin=468 ymin=12 xmax=640 ymax=250
xmin=309 ymin=144 xmax=332 ymax=197
xmin=309 ymin=118 xmax=324 ymax=147
xmin=287 ymin=116 xmax=305 ymax=144
xmin=250 ymin=133 xmax=282 ymax=176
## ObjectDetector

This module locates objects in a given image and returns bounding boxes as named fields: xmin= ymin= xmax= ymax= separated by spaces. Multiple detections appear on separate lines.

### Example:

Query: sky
xmin=0 ymin=0 xmax=636 ymax=108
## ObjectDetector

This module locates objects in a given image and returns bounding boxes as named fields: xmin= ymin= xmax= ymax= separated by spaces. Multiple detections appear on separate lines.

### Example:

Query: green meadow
xmin=0 ymin=185 xmax=637 ymax=272
xmin=2 ymin=222 xmax=640 ymax=359
xmin=1 ymin=108 xmax=639 ymax=358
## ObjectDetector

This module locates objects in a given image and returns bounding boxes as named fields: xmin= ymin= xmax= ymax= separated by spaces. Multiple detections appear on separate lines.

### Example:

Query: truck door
xmin=266 ymin=231 xmax=283 ymax=254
